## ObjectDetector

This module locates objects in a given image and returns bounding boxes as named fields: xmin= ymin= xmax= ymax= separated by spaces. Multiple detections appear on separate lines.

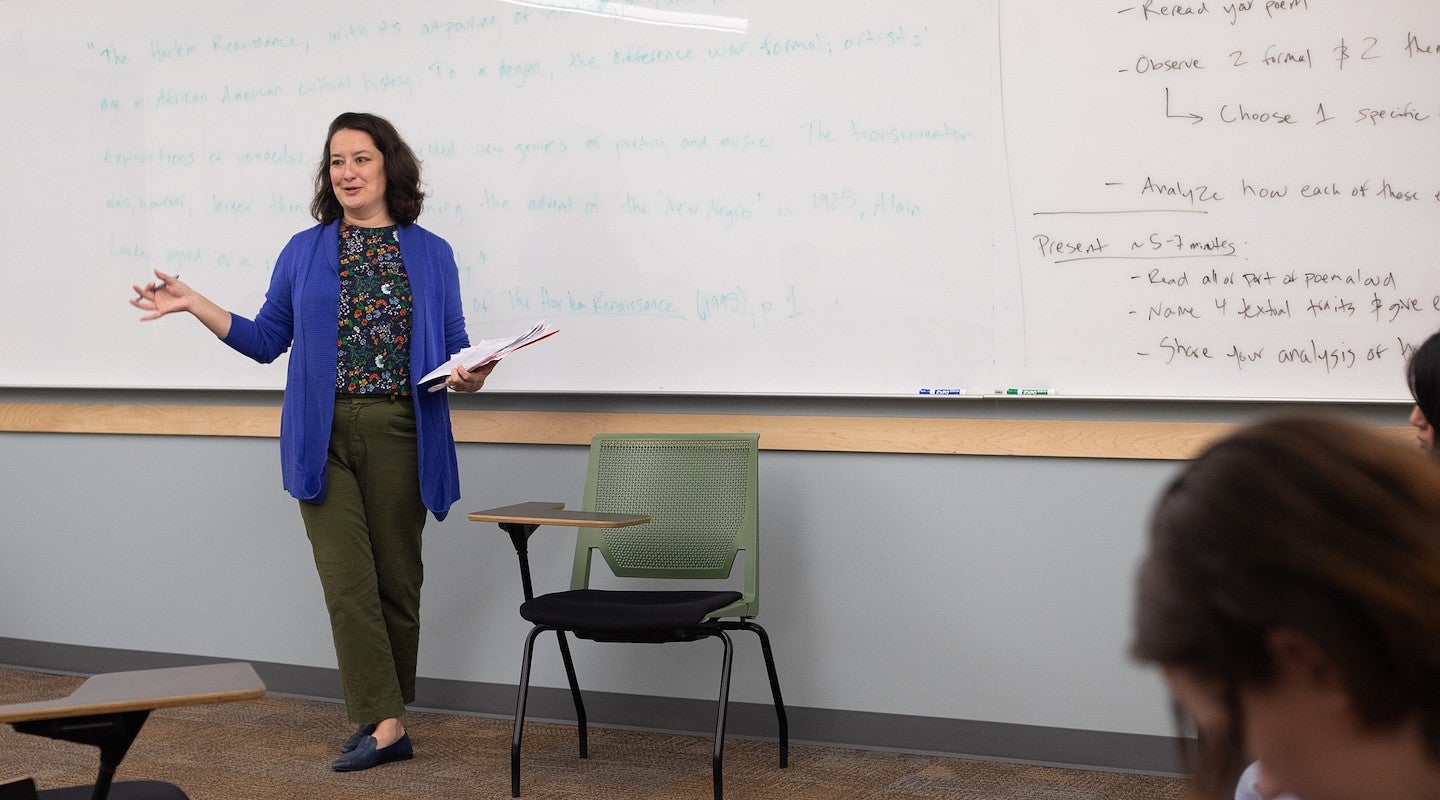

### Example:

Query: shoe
xmin=340 ymin=723 xmax=378 ymax=754
xmin=331 ymin=732 xmax=413 ymax=772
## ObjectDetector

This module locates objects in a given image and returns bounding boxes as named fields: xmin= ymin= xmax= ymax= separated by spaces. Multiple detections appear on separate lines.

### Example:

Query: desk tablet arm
xmin=467 ymin=502 xmax=652 ymax=602
xmin=0 ymin=663 xmax=265 ymax=800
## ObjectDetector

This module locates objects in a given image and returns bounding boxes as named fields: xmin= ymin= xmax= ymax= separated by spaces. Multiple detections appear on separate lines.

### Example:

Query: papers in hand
xmin=419 ymin=321 xmax=558 ymax=392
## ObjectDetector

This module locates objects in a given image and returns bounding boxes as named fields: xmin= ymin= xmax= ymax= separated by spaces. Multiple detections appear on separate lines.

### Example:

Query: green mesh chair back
xmin=571 ymin=433 xmax=760 ymax=619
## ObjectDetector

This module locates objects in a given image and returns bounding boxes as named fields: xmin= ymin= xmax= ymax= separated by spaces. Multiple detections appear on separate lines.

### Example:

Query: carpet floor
xmin=0 ymin=667 xmax=1185 ymax=800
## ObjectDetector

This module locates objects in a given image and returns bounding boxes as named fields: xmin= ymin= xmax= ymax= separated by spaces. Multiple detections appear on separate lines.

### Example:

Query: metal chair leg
xmin=740 ymin=620 xmax=789 ymax=767
xmin=711 ymin=630 xmax=734 ymax=800
xmin=554 ymin=630 xmax=588 ymax=758
xmin=512 ymin=626 xmax=547 ymax=798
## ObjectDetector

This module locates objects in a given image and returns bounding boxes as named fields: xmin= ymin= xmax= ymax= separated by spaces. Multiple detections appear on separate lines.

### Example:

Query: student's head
xmin=1131 ymin=417 xmax=1440 ymax=800
xmin=1408 ymin=331 xmax=1440 ymax=453
xmin=310 ymin=112 xmax=425 ymax=226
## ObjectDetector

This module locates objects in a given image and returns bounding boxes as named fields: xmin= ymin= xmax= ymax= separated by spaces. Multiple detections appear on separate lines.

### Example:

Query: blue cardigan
xmin=222 ymin=221 xmax=471 ymax=519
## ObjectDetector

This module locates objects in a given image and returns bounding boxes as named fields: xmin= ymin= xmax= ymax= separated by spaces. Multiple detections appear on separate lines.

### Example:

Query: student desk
xmin=468 ymin=501 xmax=652 ymax=603
xmin=0 ymin=662 xmax=265 ymax=800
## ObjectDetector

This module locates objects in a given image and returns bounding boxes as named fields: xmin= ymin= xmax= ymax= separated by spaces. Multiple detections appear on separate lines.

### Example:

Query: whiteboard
xmin=1 ymin=0 xmax=1436 ymax=400
xmin=998 ymin=0 xmax=1440 ymax=401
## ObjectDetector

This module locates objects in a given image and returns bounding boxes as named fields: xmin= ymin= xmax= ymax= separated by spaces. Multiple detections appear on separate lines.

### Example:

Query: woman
xmin=1131 ymin=417 xmax=1440 ymax=800
xmin=1408 ymin=331 xmax=1440 ymax=453
xmin=132 ymin=112 xmax=491 ymax=771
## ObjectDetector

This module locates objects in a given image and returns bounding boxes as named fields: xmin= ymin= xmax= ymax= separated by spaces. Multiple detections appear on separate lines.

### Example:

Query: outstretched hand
xmin=130 ymin=269 xmax=193 ymax=321
xmin=129 ymin=269 xmax=232 ymax=338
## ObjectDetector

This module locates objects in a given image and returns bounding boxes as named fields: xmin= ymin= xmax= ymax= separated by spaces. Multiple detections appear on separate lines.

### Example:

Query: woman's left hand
xmin=447 ymin=360 xmax=496 ymax=393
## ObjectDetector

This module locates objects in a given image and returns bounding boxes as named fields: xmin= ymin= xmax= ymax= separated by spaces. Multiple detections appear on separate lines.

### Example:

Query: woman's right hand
xmin=130 ymin=269 xmax=232 ymax=338
xmin=130 ymin=269 xmax=194 ymax=320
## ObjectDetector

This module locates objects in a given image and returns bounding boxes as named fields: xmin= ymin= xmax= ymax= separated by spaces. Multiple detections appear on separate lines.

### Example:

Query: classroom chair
xmin=501 ymin=433 xmax=788 ymax=800
xmin=0 ymin=663 xmax=265 ymax=800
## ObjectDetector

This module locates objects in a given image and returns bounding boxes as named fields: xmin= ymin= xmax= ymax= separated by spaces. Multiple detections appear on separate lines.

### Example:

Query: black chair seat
xmin=521 ymin=589 xmax=743 ymax=633
xmin=39 ymin=781 xmax=189 ymax=800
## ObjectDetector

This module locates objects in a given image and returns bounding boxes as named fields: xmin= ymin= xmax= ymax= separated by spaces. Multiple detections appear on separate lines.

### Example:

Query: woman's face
xmin=1164 ymin=660 xmax=1432 ymax=800
xmin=328 ymin=128 xmax=389 ymax=225
xmin=1410 ymin=404 xmax=1434 ymax=452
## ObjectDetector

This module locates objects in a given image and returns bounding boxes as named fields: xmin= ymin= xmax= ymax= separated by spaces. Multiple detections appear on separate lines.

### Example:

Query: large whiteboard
xmin=1 ymin=0 xmax=1437 ymax=400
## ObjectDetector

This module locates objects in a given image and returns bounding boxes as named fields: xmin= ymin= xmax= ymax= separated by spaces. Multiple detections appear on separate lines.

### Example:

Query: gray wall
xmin=0 ymin=389 xmax=1407 ymax=770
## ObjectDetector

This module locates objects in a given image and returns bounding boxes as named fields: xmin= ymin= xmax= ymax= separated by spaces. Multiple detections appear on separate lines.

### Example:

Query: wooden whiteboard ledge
xmin=0 ymin=403 xmax=1410 ymax=461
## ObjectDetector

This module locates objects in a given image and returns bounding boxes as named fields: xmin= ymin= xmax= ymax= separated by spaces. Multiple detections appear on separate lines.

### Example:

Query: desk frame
xmin=0 ymin=663 xmax=265 ymax=800
xmin=468 ymin=502 xmax=651 ymax=797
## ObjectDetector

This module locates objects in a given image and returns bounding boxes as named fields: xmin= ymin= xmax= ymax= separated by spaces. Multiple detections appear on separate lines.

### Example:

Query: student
xmin=1234 ymin=332 xmax=1440 ymax=800
xmin=1131 ymin=417 xmax=1440 ymax=800
xmin=1408 ymin=331 xmax=1440 ymax=454
xmin=1234 ymin=761 xmax=1298 ymax=800
xmin=132 ymin=112 xmax=491 ymax=771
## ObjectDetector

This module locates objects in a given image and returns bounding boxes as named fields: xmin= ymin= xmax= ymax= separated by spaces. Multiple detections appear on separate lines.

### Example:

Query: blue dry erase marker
xmin=918 ymin=388 xmax=966 ymax=396
xmin=999 ymin=388 xmax=1056 ymax=396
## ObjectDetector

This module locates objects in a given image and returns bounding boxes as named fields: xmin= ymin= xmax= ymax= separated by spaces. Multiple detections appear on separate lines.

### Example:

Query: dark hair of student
xmin=1131 ymin=417 xmax=1440 ymax=798
xmin=309 ymin=111 xmax=425 ymax=226
xmin=1408 ymin=331 xmax=1440 ymax=438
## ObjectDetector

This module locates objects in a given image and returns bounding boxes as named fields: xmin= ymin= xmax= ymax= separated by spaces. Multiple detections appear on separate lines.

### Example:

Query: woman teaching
xmin=131 ymin=112 xmax=490 ymax=771
xmin=1131 ymin=417 xmax=1440 ymax=800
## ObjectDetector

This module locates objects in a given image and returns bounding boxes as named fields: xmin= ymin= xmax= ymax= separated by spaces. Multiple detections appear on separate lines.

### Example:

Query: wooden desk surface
xmin=468 ymin=501 xmax=651 ymax=528
xmin=0 ymin=662 xmax=265 ymax=724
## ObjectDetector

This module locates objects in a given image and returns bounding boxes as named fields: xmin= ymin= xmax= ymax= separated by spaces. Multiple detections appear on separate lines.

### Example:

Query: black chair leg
xmin=512 ymin=626 xmax=547 ymax=798
xmin=554 ymin=630 xmax=588 ymax=758
xmin=711 ymin=630 xmax=734 ymax=800
xmin=740 ymin=620 xmax=789 ymax=767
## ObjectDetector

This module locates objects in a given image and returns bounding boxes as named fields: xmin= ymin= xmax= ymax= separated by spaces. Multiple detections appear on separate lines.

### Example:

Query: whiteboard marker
xmin=136 ymin=274 xmax=175 ymax=299
xmin=999 ymin=388 xmax=1056 ymax=396
xmin=917 ymin=388 xmax=966 ymax=396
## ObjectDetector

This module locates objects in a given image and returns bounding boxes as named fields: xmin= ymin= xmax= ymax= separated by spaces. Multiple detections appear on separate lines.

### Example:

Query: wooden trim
xmin=450 ymin=410 xmax=1231 ymax=460
xmin=0 ymin=403 xmax=282 ymax=437
xmin=0 ymin=403 xmax=1412 ymax=460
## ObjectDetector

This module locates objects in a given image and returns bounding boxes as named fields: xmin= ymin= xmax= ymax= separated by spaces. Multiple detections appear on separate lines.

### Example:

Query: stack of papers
xmin=419 ymin=321 xmax=559 ymax=392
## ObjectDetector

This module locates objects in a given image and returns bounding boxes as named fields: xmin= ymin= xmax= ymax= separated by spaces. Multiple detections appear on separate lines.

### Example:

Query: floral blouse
xmin=336 ymin=224 xmax=413 ymax=395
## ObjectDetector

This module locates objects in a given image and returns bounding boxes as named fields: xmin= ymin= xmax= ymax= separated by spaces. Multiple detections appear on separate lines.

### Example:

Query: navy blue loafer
xmin=331 ymin=732 xmax=413 ymax=772
xmin=340 ymin=723 xmax=377 ymax=754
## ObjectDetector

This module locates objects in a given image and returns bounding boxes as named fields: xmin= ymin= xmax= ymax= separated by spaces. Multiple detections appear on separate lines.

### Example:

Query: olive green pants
xmin=299 ymin=395 xmax=427 ymax=724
